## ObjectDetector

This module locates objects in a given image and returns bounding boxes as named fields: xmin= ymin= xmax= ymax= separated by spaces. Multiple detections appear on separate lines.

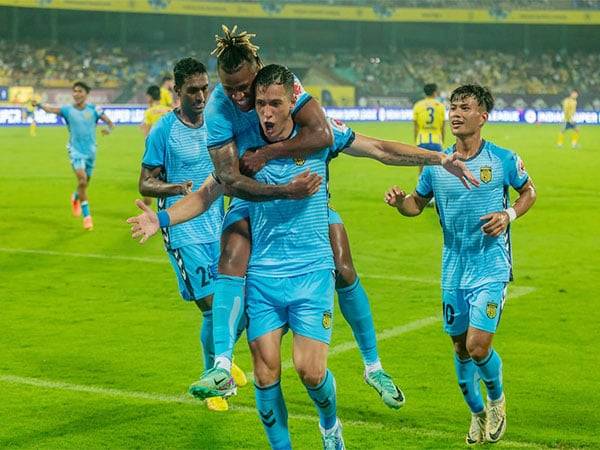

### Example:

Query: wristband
xmin=504 ymin=207 xmax=517 ymax=222
xmin=157 ymin=210 xmax=171 ymax=228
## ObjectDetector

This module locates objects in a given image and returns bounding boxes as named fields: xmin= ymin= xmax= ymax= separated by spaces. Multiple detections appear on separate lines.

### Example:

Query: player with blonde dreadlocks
xmin=186 ymin=24 xmax=402 ymax=424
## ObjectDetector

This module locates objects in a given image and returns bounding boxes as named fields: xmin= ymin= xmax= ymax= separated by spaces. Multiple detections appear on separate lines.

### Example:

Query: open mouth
xmin=264 ymin=122 xmax=275 ymax=132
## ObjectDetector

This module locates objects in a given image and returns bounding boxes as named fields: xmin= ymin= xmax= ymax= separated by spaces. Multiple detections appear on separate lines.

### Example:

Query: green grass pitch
xmin=0 ymin=122 xmax=598 ymax=449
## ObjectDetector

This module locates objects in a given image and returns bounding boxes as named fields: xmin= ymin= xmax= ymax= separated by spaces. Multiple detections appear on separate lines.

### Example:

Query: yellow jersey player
xmin=141 ymin=85 xmax=171 ymax=137
xmin=557 ymin=89 xmax=579 ymax=149
xmin=160 ymin=75 xmax=176 ymax=108
xmin=413 ymin=83 xmax=446 ymax=155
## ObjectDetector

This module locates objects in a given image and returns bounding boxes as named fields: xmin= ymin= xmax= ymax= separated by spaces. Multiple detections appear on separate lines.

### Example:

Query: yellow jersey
xmin=562 ymin=97 xmax=577 ymax=122
xmin=413 ymin=98 xmax=445 ymax=146
xmin=160 ymin=87 xmax=174 ymax=107
xmin=143 ymin=104 xmax=171 ymax=129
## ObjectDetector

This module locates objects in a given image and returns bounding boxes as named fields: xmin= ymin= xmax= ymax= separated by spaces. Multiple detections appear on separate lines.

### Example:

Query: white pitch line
xmin=0 ymin=248 xmax=538 ymax=297
xmin=280 ymin=316 xmax=439 ymax=372
xmin=0 ymin=374 xmax=553 ymax=448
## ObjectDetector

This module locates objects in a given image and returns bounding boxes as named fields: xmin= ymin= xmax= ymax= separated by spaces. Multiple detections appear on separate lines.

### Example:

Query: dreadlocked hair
xmin=212 ymin=25 xmax=261 ymax=74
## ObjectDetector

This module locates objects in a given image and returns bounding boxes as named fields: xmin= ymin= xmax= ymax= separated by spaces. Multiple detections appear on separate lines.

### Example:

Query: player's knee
xmin=218 ymin=245 xmax=248 ymax=276
xmin=77 ymin=177 xmax=88 ymax=189
xmin=253 ymin=365 xmax=280 ymax=387
xmin=335 ymin=262 xmax=356 ymax=288
xmin=452 ymin=339 xmax=469 ymax=359
xmin=466 ymin=341 xmax=490 ymax=362
xmin=295 ymin=364 xmax=326 ymax=388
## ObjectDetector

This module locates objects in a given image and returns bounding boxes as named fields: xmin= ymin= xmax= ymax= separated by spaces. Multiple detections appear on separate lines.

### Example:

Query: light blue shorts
xmin=328 ymin=207 xmax=343 ymax=225
xmin=246 ymin=269 xmax=335 ymax=344
xmin=442 ymin=282 xmax=508 ymax=336
xmin=222 ymin=198 xmax=251 ymax=231
xmin=69 ymin=150 xmax=95 ymax=178
xmin=167 ymin=241 xmax=220 ymax=301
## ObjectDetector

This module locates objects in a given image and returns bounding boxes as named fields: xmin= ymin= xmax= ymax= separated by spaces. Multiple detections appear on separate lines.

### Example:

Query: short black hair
xmin=424 ymin=83 xmax=437 ymax=96
xmin=173 ymin=58 xmax=207 ymax=90
xmin=146 ymin=85 xmax=161 ymax=101
xmin=253 ymin=64 xmax=294 ymax=98
xmin=161 ymin=75 xmax=173 ymax=84
xmin=73 ymin=81 xmax=91 ymax=93
xmin=450 ymin=84 xmax=494 ymax=112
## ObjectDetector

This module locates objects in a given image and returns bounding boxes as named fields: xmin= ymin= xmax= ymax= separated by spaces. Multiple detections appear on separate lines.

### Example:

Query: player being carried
xmin=199 ymin=25 xmax=478 ymax=409
xmin=385 ymin=84 xmax=536 ymax=445
xmin=128 ymin=64 xmax=478 ymax=449
xmin=557 ymin=89 xmax=579 ymax=149
xmin=128 ymin=49 xmax=478 ymax=407
xmin=34 ymin=81 xmax=115 ymax=230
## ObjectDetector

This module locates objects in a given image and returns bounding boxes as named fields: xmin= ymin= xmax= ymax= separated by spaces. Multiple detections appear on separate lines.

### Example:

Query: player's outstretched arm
xmin=139 ymin=166 xmax=193 ymax=198
xmin=99 ymin=113 xmax=115 ymax=135
xmin=31 ymin=100 xmax=60 ymax=115
xmin=239 ymin=98 xmax=333 ymax=175
xmin=210 ymin=141 xmax=322 ymax=201
xmin=128 ymin=175 xmax=225 ymax=244
xmin=480 ymin=179 xmax=537 ymax=237
xmin=384 ymin=186 xmax=429 ymax=217
xmin=346 ymin=134 xmax=479 ymax=188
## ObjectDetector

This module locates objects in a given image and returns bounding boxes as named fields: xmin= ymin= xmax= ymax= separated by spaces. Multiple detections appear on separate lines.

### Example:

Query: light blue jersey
xmin=416 ymin=140 xmax=529 ymax=289
xmin=142 ymin=111 xmax=224 ymax=250
xmin=242 ymin=121 xmax=354 ymax=277
xmin=205 ymin=75 xmax=312 ymax=154
xmin=59 ymin=103 xmax=103 ymax=156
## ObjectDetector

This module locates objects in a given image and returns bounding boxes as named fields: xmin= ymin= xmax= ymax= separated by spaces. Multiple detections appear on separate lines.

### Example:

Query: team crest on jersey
xmin=516 ymin=157 xmax=526 ymax=177
xmin=486 ymin=303 xmax=498 ymax=319
xmin=294 ymin=158 xmax=305 ymax=166
xmin=83 ymin=111 xmax=92 ymax=120
xmin=322 ymin=312 xmax=332 ymax=329
xmin=480 ymin=166 xmax=492 ymax=183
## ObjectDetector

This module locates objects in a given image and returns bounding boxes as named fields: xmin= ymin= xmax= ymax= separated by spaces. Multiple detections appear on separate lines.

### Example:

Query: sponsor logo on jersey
xmin=294 ymin=158 xmax=305 ymax=166
xmin=480 ymin=166 xmax=492 ymax=183
xmin=486 ymin=302 xmax=498 ymax=319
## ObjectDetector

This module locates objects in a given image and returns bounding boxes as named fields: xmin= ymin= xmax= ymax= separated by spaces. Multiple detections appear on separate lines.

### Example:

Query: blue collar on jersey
xmin=452 ymin=139 xmax=486 ymax=162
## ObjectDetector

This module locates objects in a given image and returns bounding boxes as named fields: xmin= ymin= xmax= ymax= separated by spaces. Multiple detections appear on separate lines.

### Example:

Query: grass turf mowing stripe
xmin=0 ymin=374 xmax=556 ymax=449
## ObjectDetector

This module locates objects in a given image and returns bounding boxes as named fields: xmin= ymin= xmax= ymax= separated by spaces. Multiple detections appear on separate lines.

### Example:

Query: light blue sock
xmin=81 ymin=201 xmax=90 ymax=218
xmin=212 ymin=275 xmax=245 ymax=364
xmin=337 ymin=277 xmax=379 ymax=365
xmin=305 ymin=369 xmax=337 ymax=430
xmin=454 ymin=354 xmax=485 ymax=413
xmin=255 ymin=381 xmax=291 ymax=450
xmin=474 ymin=349 xmax=504 ymax=401
xmin=200 ymin=311 xmax=214 ymax=371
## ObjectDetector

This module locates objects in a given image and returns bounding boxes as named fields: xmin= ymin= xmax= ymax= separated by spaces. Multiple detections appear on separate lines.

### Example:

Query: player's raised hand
xmin=384 ymin=185 xmax=407 ymax=208
xmin=127 ymin=199 xmax=159 ymax=244
xmin=239 ymin=148 xmax=267 ymax=177
xmin=480 ymin=211 xmax=510 ymax=237
xmin=179 ymin=180 xmax=193 ymax=195
xmin=286 ymin=170 xmax=322 ymax=199
xmin=442 ymin=153 xmax=480 ymax=189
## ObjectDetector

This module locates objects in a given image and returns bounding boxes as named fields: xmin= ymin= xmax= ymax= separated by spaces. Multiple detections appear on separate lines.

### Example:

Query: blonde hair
xmin=212 ymin=25 xmax=261 ymax=73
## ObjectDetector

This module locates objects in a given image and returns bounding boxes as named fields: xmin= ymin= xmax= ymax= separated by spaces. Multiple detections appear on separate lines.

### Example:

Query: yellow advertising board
xmin=2 ymin=1 xmax=600 ymax=25
xmin=304 ymin=85 xmax=355 ymax=107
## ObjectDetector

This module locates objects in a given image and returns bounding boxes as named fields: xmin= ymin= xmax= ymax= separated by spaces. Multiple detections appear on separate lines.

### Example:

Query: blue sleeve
xmin=291 ymin=74 xmax=312 ymax=117
xmin=142 ymin=117 xmax=169 ymax=169
xmin=328 ymin=117 xmax=354 ymax=159
xmin=93 ymin=104 xmax=104 ymax=121
xmin=503 ymin=151 xmax=529 ymax=190
xmin=205 ymin=88 xmax=235 ymax=150
xmin=59 ymin=105 xmax=69 ymax=119
xmin=416 ymin=167 xmax=434 ymax=199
